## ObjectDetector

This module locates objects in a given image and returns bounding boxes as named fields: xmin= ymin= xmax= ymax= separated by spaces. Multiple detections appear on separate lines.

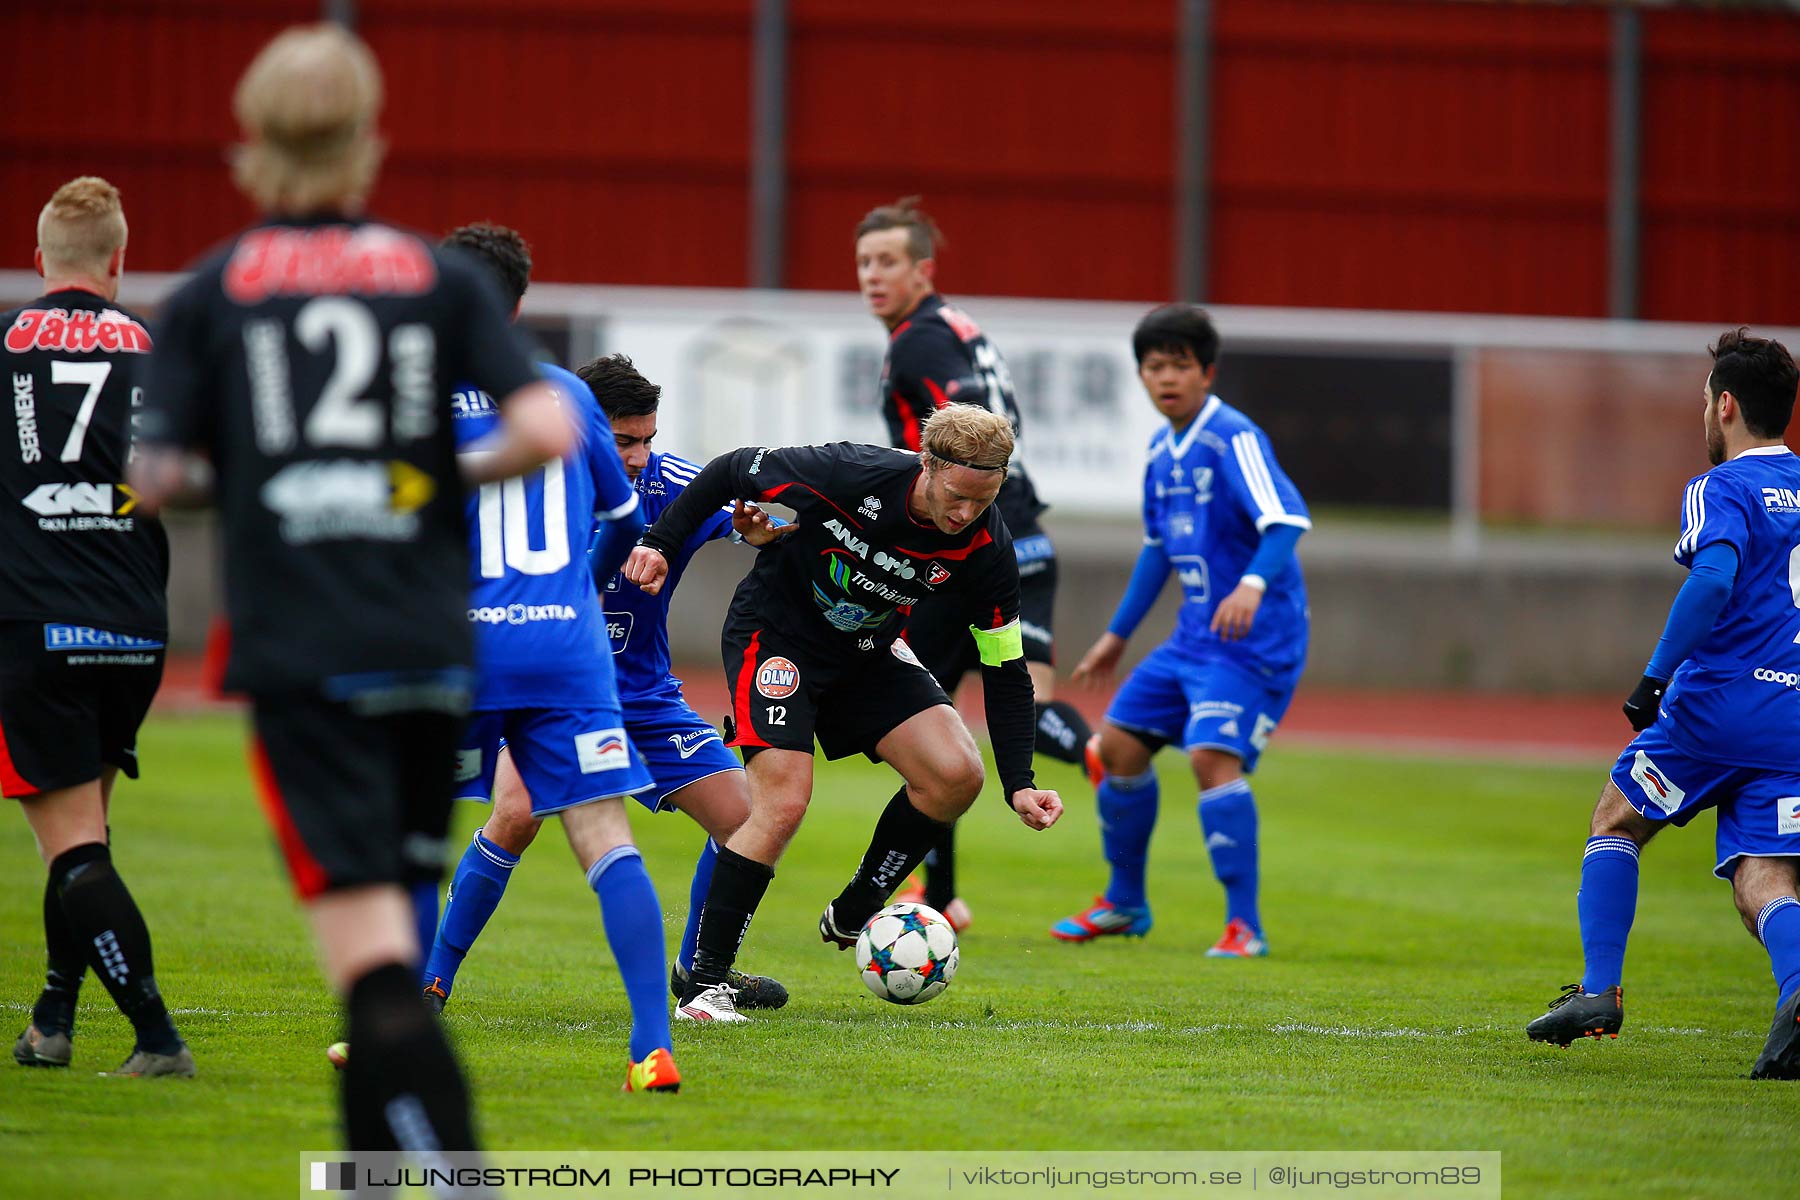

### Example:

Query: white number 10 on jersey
xmin=476 ymin=459 xmax=571 ymax=578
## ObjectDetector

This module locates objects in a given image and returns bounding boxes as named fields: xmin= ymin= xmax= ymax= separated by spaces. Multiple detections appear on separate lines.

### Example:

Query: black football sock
xmin=1034 ymin=699 xmax=1094 ymax=765
xmin=51 ymin=843 xmax=182 ymax=1055
xmin=343 ymin=962 xmax=478 ymax=1152
xmin=32 ymin=869 xmax=86 ymax=1035
xmin=686 ymin=847 xmax=775 ymax=997
xmin=922 ymin=823 xmax=957 ymax=912
xmin=835 ymin=787 xmax=952 ymax=931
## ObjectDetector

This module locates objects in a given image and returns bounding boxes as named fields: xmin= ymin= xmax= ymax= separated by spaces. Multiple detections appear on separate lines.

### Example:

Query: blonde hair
xmin=920 ymin=405 xmax=1013 ymax=473
xmin=231 ymin=24 xmax=385 ymax=214
xmin=37 ymin=176 xmax=127 ymax=273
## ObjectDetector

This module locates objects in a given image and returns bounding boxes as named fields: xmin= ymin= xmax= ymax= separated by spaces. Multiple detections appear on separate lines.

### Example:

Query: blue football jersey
xmin=453 ymin=362 xmax=639 ymax=709
xmin=602 ymin=452 xmax=735 ymax=699
xmin=1660 ymin=445 xmax=1800 ymax=769
xmin=1143 ymin=395 xmax=1310 ymax=674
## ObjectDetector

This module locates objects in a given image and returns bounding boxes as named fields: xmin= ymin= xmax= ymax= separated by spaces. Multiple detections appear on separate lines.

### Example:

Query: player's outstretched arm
xmin=1076 ymin=541 xmax=1172 ymax=684
xmin=459 ymin=380 xmax=577 ymax=485
xmin=637 ymin=448 xmax=764 ymax=561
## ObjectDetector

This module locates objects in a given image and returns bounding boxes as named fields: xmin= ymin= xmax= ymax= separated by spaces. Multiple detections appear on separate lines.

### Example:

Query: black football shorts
xmin=249 ymin=693 xmax=462 ymax=900
xmin=0 ymin=620 xmax=164 ymax=799
xmin=721 ymin=612 xmax=951 ymax=762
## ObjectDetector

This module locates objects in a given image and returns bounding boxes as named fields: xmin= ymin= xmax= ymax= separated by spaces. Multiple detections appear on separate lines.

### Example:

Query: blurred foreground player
xmin=133 ymin=26 xmax=572 ymax=1148
xmin=1054 ymin=304 xmax=1310 ymax=957
xmin=855 ymin=197 xmax=1092 ymax=929
xmin=626 ymin=407 xmax=1063 ymax=1023
xmin=1526 ymin=329 xmax=1800 ymax=1081
xmin=4 ymin=177 xmax=191 ymax=1076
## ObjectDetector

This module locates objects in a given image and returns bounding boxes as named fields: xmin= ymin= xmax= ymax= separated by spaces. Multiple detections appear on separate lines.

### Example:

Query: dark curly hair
xmin=576 ymin=353 xmax=661 ymax=421
xmin=441 ymin=221 xmax=532 ymax=309
xmin=1710 ymin=327 xmax=1798 ymax=438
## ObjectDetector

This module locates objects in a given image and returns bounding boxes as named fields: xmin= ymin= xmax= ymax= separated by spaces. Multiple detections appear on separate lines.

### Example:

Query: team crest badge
xmin=891 ymin=639 xmax=922 ymax=667
xmin=821 ymin=600 xmax=874 ymax=632
xmin=926 ymin=563 xmax=951 ymax=587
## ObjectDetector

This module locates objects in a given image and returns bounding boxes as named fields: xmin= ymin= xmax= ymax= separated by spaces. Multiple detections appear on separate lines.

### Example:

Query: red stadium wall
xmin=781 ymin=1 xmax=1176 ymax=301
xmin=0 ymin=1 xmax=1794 ymax=321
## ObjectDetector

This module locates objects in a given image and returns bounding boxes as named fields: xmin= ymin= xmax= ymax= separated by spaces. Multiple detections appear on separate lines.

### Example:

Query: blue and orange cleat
xmin=1526 ymin=983 xmax=1622 ymax=1046
xmin=1083 ymin=734 xmax=1105 ymax=790
xmin=1051 ymin=896 xmax=1152 ymax=942
xmin=421 ymin=978 xmax=449 ymax=1015
xmin=1205 ymin=917 xmax=1268 ymax=958
xmin=624 ymin=1047 xmax=681 ymax=1093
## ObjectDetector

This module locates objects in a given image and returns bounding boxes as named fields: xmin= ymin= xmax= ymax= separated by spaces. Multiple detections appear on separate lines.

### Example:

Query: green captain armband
xmin=969 ymin=618 xmax=1025 ymax=667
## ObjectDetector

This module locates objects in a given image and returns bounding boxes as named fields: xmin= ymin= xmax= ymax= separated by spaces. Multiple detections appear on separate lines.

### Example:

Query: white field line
xmin=0 ymin=1003 xmax=1756 ymax=1040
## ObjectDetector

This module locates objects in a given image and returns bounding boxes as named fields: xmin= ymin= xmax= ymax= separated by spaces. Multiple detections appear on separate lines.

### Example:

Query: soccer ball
xmin=855 ymin=902 xmax=959 ymax=1004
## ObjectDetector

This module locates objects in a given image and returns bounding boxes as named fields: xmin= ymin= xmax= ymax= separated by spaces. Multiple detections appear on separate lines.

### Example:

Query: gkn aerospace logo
xmin=22 ymin=481 xmax=140 ymax=530
xmin=260 ymin=459 xmax=436 ymax=544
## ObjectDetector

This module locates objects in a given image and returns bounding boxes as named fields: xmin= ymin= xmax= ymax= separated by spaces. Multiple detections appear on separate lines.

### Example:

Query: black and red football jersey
xmin=0 ymin=289 xmax=168 ymax=637
xmin=138 ymin=217 xmax=542 ymax=694
xmin=639 ymin=440 xmax=1038 ymax=796
xmin=879 ymin=292 xmax=1045 ymax=534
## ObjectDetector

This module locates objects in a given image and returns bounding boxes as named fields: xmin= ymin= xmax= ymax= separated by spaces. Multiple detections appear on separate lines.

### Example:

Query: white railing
xmin=8 ymin=270 xmax=1791 ymax=557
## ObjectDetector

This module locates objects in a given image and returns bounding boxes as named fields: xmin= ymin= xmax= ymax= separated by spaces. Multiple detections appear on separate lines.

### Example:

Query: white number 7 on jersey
xmin=50 ymin=360 xmax=111 ymax=462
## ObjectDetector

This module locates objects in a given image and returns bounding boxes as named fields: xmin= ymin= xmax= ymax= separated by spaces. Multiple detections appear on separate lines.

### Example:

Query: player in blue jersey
xmin=424 ymin=349 xmax=789 ymax=1020
xmin=1051 ymin=304 xmax=1309 ymax=957
xmin=1526 ymin=329 xmax=1800 ymax=1080
xmin=420 ymin=224 xmax=679 ymax=1093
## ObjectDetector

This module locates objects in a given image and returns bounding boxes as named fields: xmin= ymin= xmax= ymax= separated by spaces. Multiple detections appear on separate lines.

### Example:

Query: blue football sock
xmin=1198 ymin=779 xmax=1261 ymax=935
xmin=1098 ymin=768 xmax=1158 ymax=910
xmin=1756 ymin=896 xmax=1800 ymax=1008
xmin=410 ymin=879 xmax=440 ymax=971
xmin=423 ymin=829 xmax=519 ymax=996
xmin=1578 ymin=836 xmax=1640 ymax=994
xmin=588 ymin=845 xmax=671 ymax=1062
xmin=679 ymin=838 xmax=719 ymax=975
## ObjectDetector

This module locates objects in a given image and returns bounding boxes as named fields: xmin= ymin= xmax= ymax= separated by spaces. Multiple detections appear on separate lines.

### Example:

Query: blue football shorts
xmin=1611 ymin=720 xmax=1800 ymax=879
xmin=453 ymin=706 xmax=656 ymax=817
xmin=1105 ymin=640 xmax=1298 ymax=774
xmin=623 ymin=688 xmax=742 ymax=812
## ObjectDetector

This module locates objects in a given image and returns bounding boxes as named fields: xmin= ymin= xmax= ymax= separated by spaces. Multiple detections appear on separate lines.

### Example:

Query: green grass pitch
xmin=2 ymin=713 xmax=1793 ymax=1198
